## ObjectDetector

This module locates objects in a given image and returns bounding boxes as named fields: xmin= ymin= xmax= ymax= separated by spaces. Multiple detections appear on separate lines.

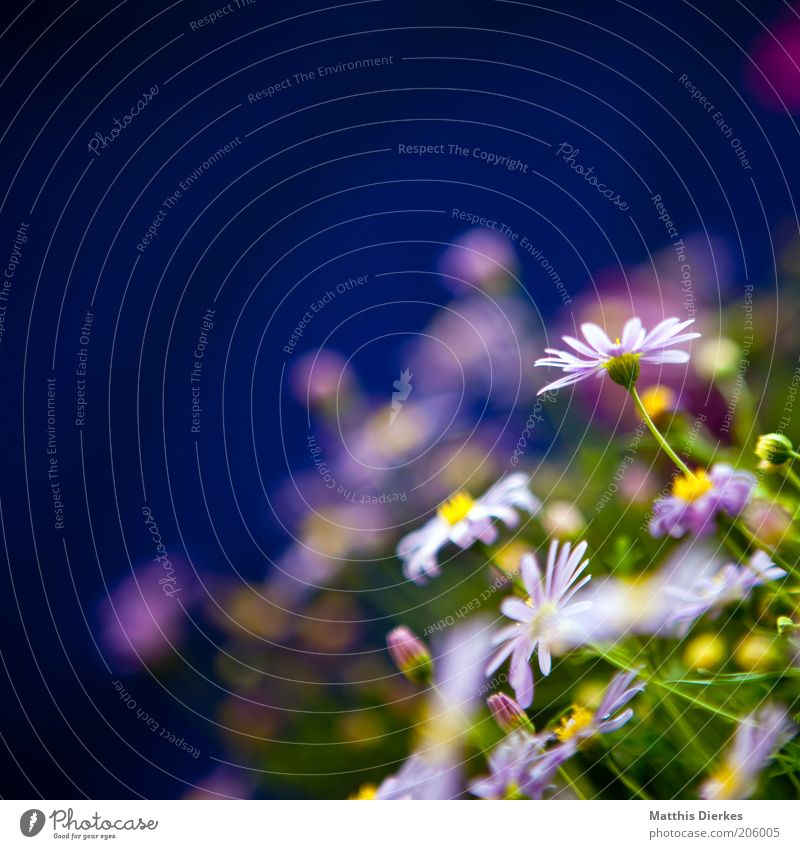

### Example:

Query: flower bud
xmin=755 ymin=433 xmax=794 ymax=469
xmin=487 ymin=692 xmax=532 ymax=734
xmin=386 ymin=627 xmax=433 ymax=684
xmin=605 ymin=352 xmax=640 ymax=388
xmin=777 ymin=616 xmax=799 ymax=637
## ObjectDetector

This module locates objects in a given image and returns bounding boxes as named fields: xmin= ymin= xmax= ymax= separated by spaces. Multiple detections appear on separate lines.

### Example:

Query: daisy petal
xmin=580 ymin=322 xmax=614 ymax=355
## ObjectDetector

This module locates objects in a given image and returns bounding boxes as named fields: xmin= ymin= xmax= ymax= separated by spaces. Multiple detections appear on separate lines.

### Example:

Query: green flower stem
xmin=604 ymin=748 xmax=652 ymax=800
xmin=720 ymin=376 xmax=759 ymax=449
xmin=783 ymin=466 xmax=800 ymax=497
xmin=774 ymin=753 xmax=800 ymax=794
xmin=775 ymin=460 xmax=800 ymax=525
xmin=629 ymin=386 xmax=694 ymax=479
xmin=658 ymin=684 xmax=717 ymax=770
xmin=719 ymin=514 xmax=772 ymax=569
xmin=479 ymin=544 xmax=526 ymax=594
xmin=730 ymin=517 xmax=798 ymax=582
xmin=717 ymin=519 xmax=748 ymax=563
xmin=557 ymin=765 xmax=589 ymax=800
xmin=589 ymin=644 xmax=720 ymax=774
xmin=589 ymin=643 xmax=742 ymax=724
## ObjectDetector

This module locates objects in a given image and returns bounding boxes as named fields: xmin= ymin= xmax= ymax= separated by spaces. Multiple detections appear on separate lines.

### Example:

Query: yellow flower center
xmin=504 ymin=781 xmax=524 ymax=800
xmin=672 ymin=470 xmax=713 ymax=502
xmin=705 ymin=765 xmax=740 ymax=800
xmin=555 ymin=705 xmax=595 ymax=742
xmin=349 ymin=783 xmax=378 ymax=800
xmin=437 ymin=491 xmax=475 ymax=525
xmin=640 ymin=385 xmax=675 ymax=419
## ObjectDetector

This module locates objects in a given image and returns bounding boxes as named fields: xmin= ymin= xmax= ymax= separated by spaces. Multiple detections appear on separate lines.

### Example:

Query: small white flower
xmin=487 ymin=539 xmax=592 ymax=707
xmin=397 ymin=473 xmax=540 ymax=584
xmin=534 ymin=316 xmax=700 ymax=394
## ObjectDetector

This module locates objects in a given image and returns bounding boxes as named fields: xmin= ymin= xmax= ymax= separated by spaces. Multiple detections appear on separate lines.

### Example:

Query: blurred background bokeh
xmin=2 ymin=0 xmax=800 ymax=798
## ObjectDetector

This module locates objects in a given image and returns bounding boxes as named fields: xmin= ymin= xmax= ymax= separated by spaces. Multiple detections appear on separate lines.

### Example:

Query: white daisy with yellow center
xmin=535 ymin=316 xmax=700 ymax=395
xmin=397 ymin=473 xmax=540 ymax=584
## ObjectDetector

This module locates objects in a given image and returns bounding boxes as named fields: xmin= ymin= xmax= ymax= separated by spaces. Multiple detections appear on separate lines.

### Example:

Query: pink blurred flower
xmin=746 ymin=10 xmax=800 ymax=112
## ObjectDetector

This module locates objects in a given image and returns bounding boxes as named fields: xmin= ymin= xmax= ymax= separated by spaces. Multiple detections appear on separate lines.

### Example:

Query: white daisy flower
xmin=397 ymin=473 xmax=540 ymax=584
xmin=534 ymin=316 xmax=700 ymax=394
xmin=486 ymin=539 xmax=592 ymax=707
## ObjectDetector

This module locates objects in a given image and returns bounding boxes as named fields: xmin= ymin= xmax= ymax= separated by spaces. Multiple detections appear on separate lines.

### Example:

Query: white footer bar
xmin=1 ymin=800 xmax=796 ymax=848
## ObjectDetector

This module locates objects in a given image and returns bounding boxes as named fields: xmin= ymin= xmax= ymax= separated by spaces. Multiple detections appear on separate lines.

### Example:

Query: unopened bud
xmin=777 ymin=616 xmax=799 ymax=637
xmin=487 ymin=692 xmax=533 ymax=734
xmin=386 ymin=626 xmax=433 ymax=684
xmin=755 ymin=433 xmax=794 ymax=469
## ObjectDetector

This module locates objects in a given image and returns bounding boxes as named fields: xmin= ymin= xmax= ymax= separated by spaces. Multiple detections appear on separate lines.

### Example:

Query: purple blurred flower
xmin=438 ymin=228 xmax=518 ymax=293
xmin=265 ymin=544 xmax=339 ymax=606
xmin=671 ymin=551 xmax=786 ymax=628
xmin=473 ymin=671 xmax=644 ymax=800
xmin=406 ymin=294 xmax=540 ymax=406
xmin=397 ymin=473 xmax=540 ymax=583
xmin=650 ymin=464 xmax=756 ymax=539
xmin=554 ymin=669 xmax=645 ymax=744
xmin=288 ymin=348 xmax=353 ymax=407
xmin=701 ymin=704 xmax=796 ymax=800
xmin=469 ymin=730 xmax=569 ymax=799
xmin=534 ymin=317 xmax=700 ymax=394
xmin=185 ymin=767 xmax=253 ymax=800
xmin=98 ymin=560 xmax=198 ymax=670
xmin=561 ymin=540 xmax=728 ymax=645
xmin=370 ymin=755 xmax=447 ymax=800
xmin=487 ymin=540 xmax=592 ymax=708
